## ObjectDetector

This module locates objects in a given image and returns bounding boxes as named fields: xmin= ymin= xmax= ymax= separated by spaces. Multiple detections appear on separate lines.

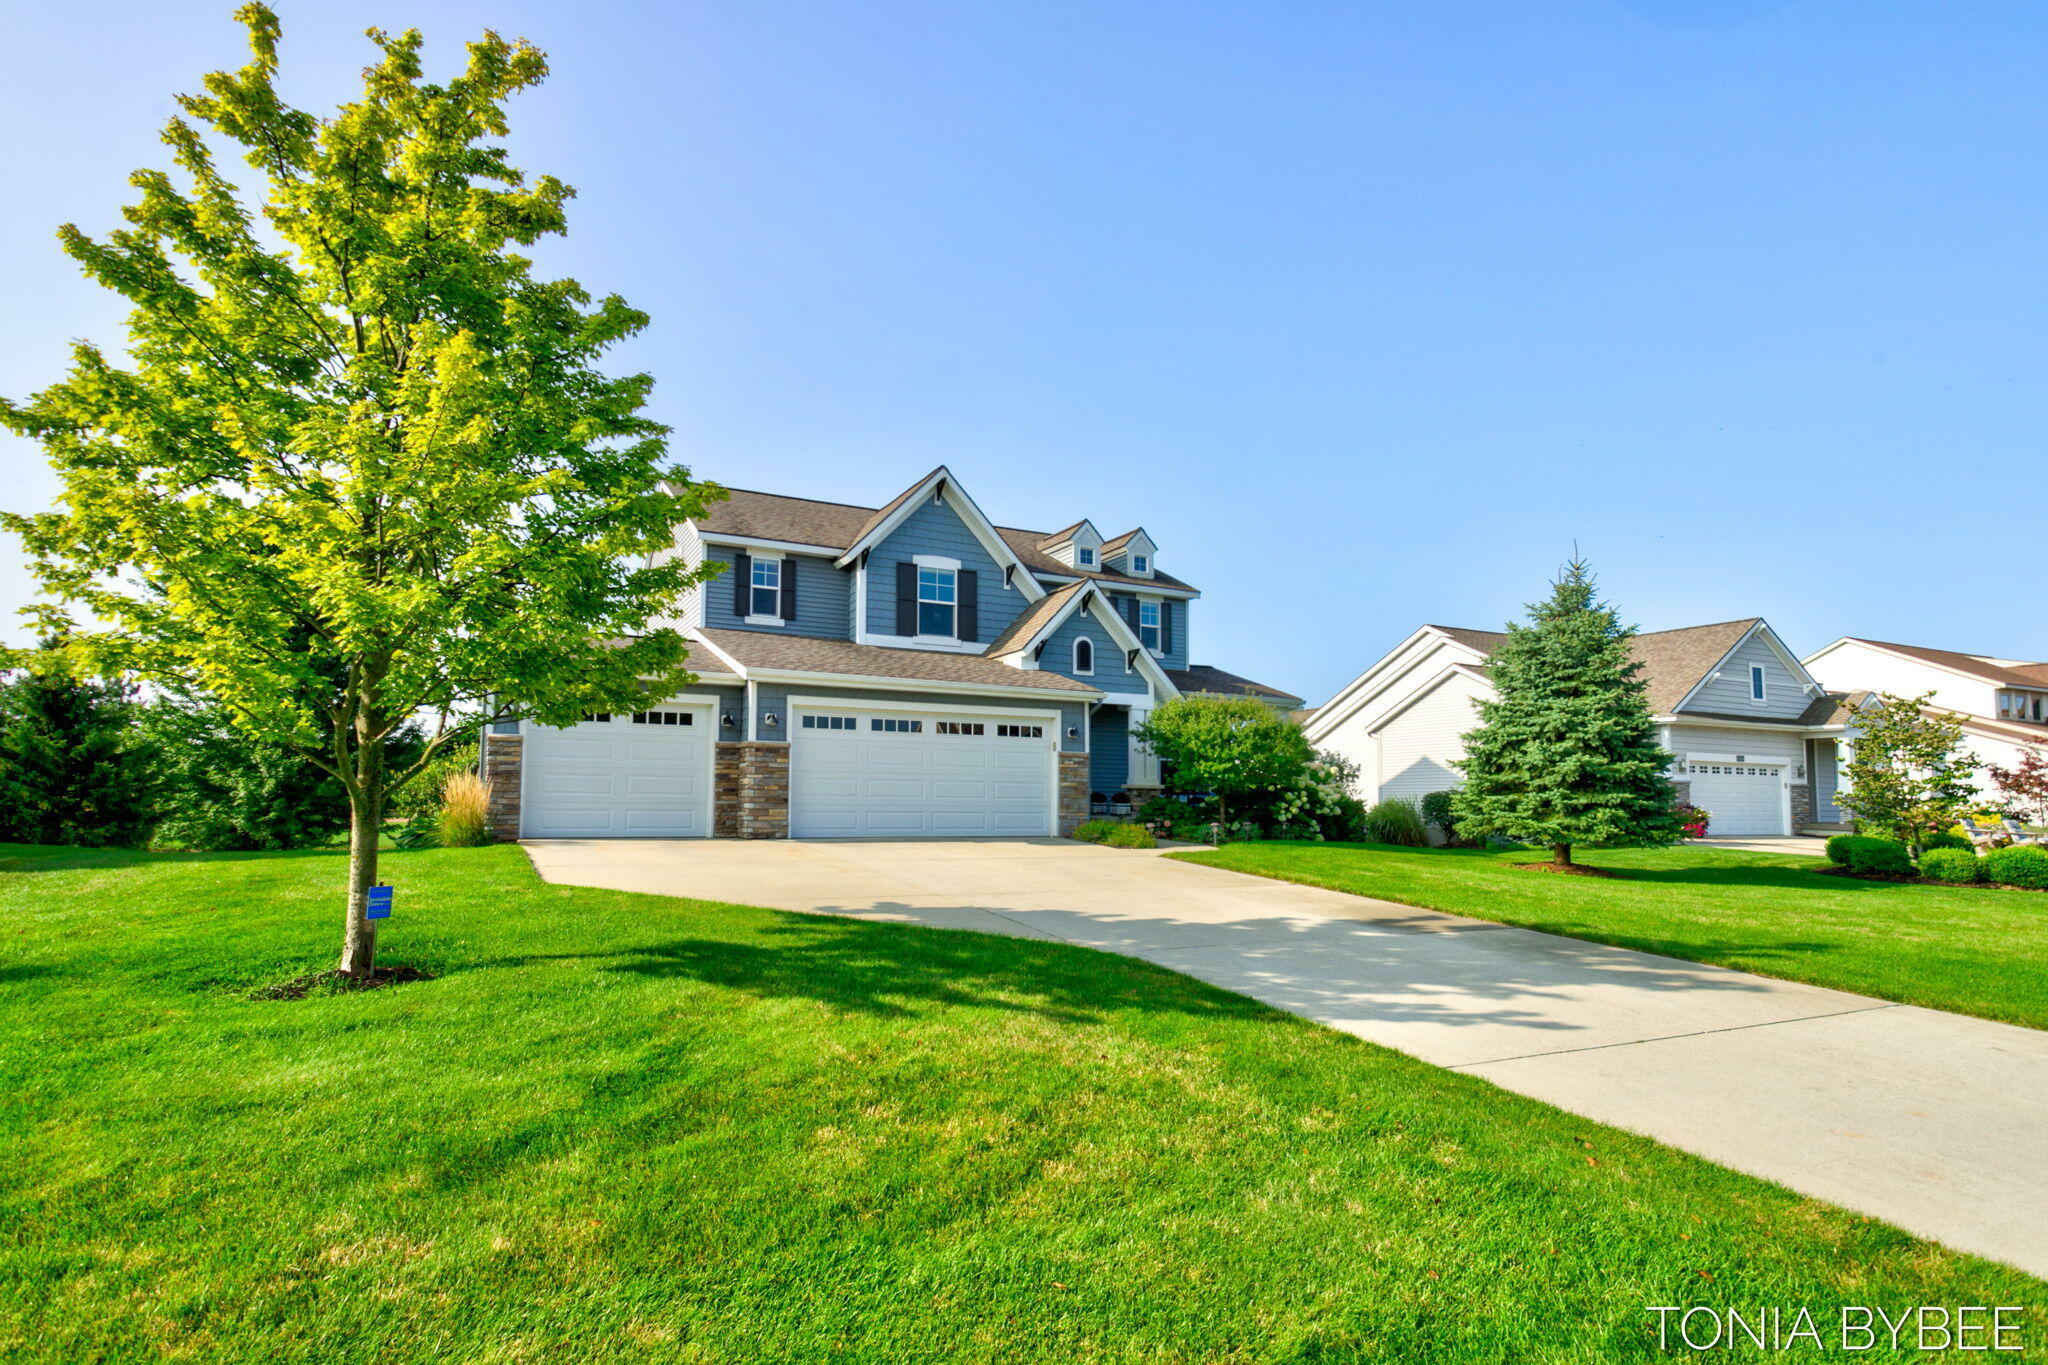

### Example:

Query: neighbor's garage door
xmin=1682 ymin=761 xmax=1786 ymax=837
xmin=790 ymin=703 xmax=1055 ymax=838
xmin=521 ymin=704 xmax=713 ymax=838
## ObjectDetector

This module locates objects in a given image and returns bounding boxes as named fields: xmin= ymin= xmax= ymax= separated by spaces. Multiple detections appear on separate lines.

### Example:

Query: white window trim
xmin=1077 ymin=546 xmax=1096 ymax=567
xmin=747 ymin=554 xmax=785 ymax=625
xmin=1138 ymin=599 xmax=1163 ymax=656
xmin=1131 ymin=554 xmax=1149 ymax=575
xmin=915 ymin=556 xmax=960 ymax=641
xmin=1072 ymin=637 xmax=1094 ymax=675
xmin=1749 ymin=664 xmax=1768 ymax=705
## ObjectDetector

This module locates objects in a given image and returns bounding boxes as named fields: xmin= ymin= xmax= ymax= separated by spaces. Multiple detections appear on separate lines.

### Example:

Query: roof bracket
xmin=1127 ymin=649 xmax=1140 ymax=672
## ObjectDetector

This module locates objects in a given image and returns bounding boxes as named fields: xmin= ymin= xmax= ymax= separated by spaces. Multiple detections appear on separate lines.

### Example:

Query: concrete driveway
xmin=524 ymin=836 xmax=2048 ymax=1279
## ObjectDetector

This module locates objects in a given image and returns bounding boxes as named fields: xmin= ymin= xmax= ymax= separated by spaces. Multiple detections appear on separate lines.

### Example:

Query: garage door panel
xmin=1684 ymin=761 xmax=1785 ymax=836
xmin=522 ymin=710 xmax=712 ymax=839
xmin=792 ymin=705 xmax=1054 ymax=839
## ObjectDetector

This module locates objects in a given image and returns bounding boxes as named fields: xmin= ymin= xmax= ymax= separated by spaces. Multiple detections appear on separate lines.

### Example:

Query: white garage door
xmin=1683 ymin=761 xmax=1786 ymax=837
xmin=521 ymin=704 xmax=714 ymax=838
xmin=790 ymin=703 xmax=1056 ymax=839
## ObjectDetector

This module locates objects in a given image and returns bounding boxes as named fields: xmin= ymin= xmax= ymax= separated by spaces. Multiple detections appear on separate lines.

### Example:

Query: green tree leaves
xmin=0 ymin=6 xmax=722 ymax=970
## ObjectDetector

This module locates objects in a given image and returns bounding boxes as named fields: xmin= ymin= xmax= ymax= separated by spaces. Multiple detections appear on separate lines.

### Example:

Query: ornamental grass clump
xmin=1361 ymin=798 xmax=1428 ymax=847
xmin=437 ymin=771 xmax=494 ymax=848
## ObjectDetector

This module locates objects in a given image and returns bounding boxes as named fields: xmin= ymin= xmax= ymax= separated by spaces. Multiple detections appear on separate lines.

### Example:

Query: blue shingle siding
xmin=1040 ymin=606 xmax=1147 ymax=694
xmin=747 ymin=682 xmax=1088 ymax=753
xmin=699 ymin=545 xmax=853 ymax=638
xmin=1677 ymin=631 xmax=1812 ymax=720
xmin=1089 ymin=706 xmax=1130 ymax=795
xmin=863 ymin=497 xmax=1028 ymax=643
xmin=1103 ymin=591 xmax=1189 ymax=673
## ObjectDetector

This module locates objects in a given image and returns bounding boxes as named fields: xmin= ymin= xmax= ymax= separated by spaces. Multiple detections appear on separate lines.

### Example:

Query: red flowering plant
xmin=1674 ymin=802 xmax=1711 ymax=838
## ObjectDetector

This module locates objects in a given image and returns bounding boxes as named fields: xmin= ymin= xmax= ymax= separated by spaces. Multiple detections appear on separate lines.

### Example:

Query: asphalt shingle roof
xmin=687 ymin=486 xmax=1199 ymax=593
xmin=1840 ymin=638 xmax=2048 ymax=692
xmin=1165 ymin=665 xmax=1304 ymax=705
xmin=692 ymin=628 xmax=1099 ymax=694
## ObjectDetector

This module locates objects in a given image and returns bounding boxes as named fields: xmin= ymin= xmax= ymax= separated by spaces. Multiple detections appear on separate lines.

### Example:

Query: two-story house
xmin=483 ymin=467 xmax=1300 ymax=839
xmin=1803 ymin=636 xmax=2048 ymax=802
xmin=1305 ymin=618 xmax=1859 ymax=838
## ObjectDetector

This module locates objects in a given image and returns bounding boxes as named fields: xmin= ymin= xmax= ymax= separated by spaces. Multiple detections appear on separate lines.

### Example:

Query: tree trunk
xmin=338 ymin=722 xmax=385 ymax=977
xmin=339 ymin=789 xmax=382 ymax=976
xmin=1552 ymin=842 xmax=1573 ymax=868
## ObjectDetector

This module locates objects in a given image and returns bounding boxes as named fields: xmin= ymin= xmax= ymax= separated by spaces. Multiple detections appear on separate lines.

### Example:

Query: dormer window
xmin=750 ymin=557 xmax=782 ymax=618
xmin=1078 ymin=547 xmax=1095 ymax=567
xmin=918 ymin=566 xmax=957 ymax=637
xmin=1132 ymin=554 xmax=1148 ymax=575
xmin=1073 ymin=637 xmax=1094 ymax=674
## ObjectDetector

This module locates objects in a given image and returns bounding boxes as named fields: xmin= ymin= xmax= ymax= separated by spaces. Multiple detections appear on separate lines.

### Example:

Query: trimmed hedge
xmin=1984 ymin=845 xmax=2048 ymax=890
xmin=1917 ymin=848 xmax=1982 ymax=884
xmin=1072 ymin=819 xmax=1121 ymax=844
xmin=1830 ymin=835 xmax=1913 ymax=875
xmin=1103 ymin=823 xmax=1158 ymax=849
xmin=1920 ymin=831 xmax=1972 ymax=853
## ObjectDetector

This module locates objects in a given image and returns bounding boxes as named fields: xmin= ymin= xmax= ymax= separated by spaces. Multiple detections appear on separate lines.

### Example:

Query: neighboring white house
xmin=1305 ymin=619 xmax=1859 ymax=838
xmin=1803 ymin=637 xmax=2048 ymax=800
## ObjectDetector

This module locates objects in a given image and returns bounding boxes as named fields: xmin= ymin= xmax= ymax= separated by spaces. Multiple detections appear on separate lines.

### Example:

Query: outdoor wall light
xmin=763 ymin=711 xmax=780 ymax=728
xmin=720 ymin=714 xmax=735 ymax=729
xmin=1066 ymin=726 xmax=1079 ymax=739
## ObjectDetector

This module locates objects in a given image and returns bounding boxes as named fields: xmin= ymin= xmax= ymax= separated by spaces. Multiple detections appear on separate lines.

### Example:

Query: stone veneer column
xmin=481 ymin=733 xmax=523 ymax=841
xmin=717 ymin=741 xmax=789 ymax=839
xmin=1057 ymin=753 xmax=1090 ymax=836
xmin=1789 ymin=781 xmax=1815 ymax=831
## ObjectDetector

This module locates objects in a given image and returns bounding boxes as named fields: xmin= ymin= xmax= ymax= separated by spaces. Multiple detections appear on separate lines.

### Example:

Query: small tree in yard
xmin=1838 ymin=694 xmax=1980 ymax=851
xmin=1135 ymin=697 xmax=1313 ymax=832
xmin=1985 ymin=745 xmax=2048 ymax=827
xmin=1452 ymin=560 xmax=1681 ymax=868
xmin=1 ymin=8 xmax=720 ymax=975
xmin=0 ymin=640 xmax=155 ymax=848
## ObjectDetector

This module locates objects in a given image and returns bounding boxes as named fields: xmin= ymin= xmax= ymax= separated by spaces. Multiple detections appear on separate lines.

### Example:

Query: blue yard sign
xmin=365 ymin=885 xmax=393 ymax=921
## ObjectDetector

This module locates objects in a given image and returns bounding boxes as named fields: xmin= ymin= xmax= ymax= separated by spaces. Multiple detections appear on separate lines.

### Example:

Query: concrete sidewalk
xmin=524 ymin=836 xmax=2048 ymax=1279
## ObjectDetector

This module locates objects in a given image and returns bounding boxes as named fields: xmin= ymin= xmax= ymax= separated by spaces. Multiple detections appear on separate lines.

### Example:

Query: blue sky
xmin=4 ymin=0 xmax=2044 ymax=705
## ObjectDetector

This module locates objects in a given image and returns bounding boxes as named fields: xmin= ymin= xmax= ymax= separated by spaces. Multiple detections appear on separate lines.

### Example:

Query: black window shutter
xmin=957 ymin=569 xmax=979 ymax=642
xmin=733 ymin=551 xmax=752 ymax=618
xmin=1161 ymin=601 xmax=1174 ymax=655
xmin=895 ymin=562 xmax=917 ymax=636
xmin=1122 ymin=595 xmax=1139 ymax=631
xmin=780 ymin=558 xmax=797 ymax=621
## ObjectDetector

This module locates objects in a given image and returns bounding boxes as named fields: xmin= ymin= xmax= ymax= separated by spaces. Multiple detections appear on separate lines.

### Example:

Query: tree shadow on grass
xmin=486 ymin=912 xmax=1278 ymax=1025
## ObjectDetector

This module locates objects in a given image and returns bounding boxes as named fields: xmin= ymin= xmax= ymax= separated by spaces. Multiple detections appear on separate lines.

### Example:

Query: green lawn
xmin=3 ymin=846 xmax=2039 ymax=1362
xmin=1172 ymin=841 xmax=2048 ymax=1030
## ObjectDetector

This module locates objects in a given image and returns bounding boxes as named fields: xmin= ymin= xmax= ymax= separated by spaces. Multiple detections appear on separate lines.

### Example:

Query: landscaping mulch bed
xmin=251 ymin=964 xmax=436 ymax=1000
xmin=1815 ymin=866 xmax=2045 ymax=892
xmin=1510 ymin=862 xmax=1625 ymax=878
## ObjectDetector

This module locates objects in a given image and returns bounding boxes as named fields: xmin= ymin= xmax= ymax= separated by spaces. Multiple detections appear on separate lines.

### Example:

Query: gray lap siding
xmin=699 ymin=545 xmax=852 ymax=638
xmin=1103 ymin=590 xmax=1189 ymax=673
xmin=1039 ymin=608 xmax=1147 ymax=694
xmin=1679 ymin=634 xmax=1812 ymax=721
xmin=863 ymin=498 xmax=1030 ymax=644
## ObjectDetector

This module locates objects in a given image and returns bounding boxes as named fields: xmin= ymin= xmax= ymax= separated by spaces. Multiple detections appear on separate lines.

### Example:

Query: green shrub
xmin=1917 ymin=848 xmax=1982 ymax=884
xmin=1419 ymin=790 xmax=1458 ymax=841
xmin=1072 ymin=819 xmax=1120 ymax=844
xmin=389 ymin=811 xmax=438 ymax=851
xmin=1824 ymin=834 xmax=1858 ymax=865
xmin=1320 ymin=795 xmax=1369 ymax=842
xmin=1102 ymin=823 xmax=1157 ymax=849
xmin=1984 ymin=845 xmax=2048 ymax=889
xmin=392 ymin=741 xmax=480 ymax=819
xmin=1360 ymin=798 xmax=1428 ymax=847
xmin=1920 ymin=830 xmax=1972 ymax=853
xmin=1843 ymin=837 xmax=1913 ymax=875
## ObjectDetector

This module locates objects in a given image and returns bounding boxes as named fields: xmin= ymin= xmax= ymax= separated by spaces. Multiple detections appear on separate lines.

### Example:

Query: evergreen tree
xmin=137 ymin=695 xmax=351 ymax=851
xmin=0 ymin=642 xmax=155 ymax=847
xmin=1452 ymin=560 xmax=1681 ymax=867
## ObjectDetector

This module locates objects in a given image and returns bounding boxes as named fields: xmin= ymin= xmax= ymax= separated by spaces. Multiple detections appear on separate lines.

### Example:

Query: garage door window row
xmin=996 ymin=724 xmax=1043 ymax=738
xmin=1686 ymin=763 xmax=1775 ymax=777
xmin=936 ymin=721 xmax=985 ymax=736
xmin=872 ymin=718 xmax=923 ymax=733
xmin=631 ymin=710 xmax=695 ymax=726
xmin=800 ymin=714 xmax=857 ymax=731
